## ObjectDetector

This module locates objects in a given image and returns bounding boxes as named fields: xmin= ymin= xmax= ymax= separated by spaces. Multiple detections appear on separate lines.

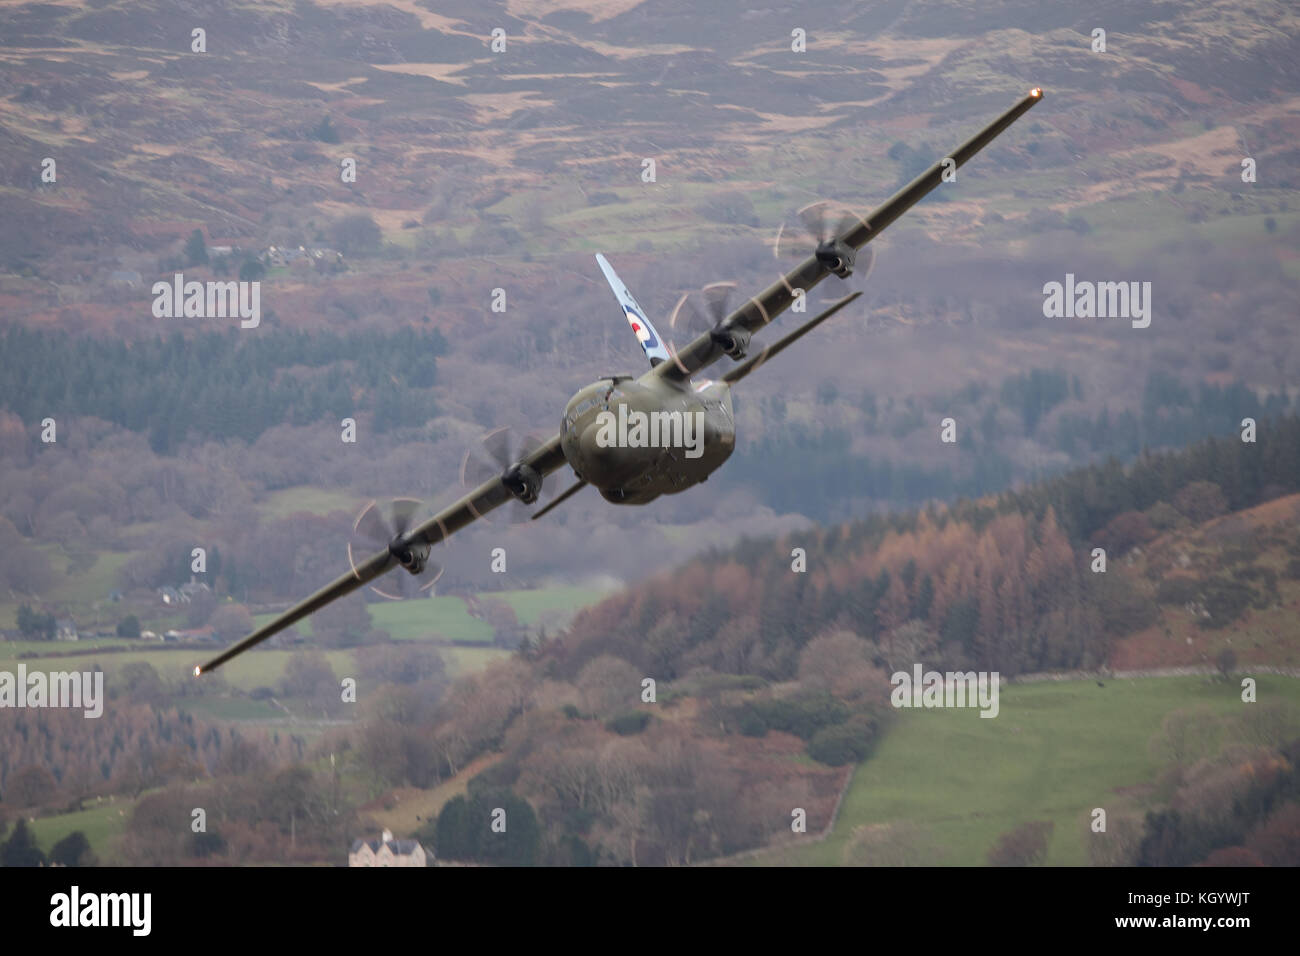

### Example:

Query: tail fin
xmin=596 ymin=253 xmax=670 ymax=367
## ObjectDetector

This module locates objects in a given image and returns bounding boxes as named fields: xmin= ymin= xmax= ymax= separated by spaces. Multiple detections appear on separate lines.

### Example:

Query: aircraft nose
xmin=578 ymin=418 xmax=620 ymax=482
xmin=577 ymin=406 xmax=656 ymax=486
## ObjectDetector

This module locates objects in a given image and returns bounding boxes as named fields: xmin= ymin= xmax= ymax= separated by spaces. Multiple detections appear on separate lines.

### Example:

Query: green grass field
xmin=178 ymin=696 xmax=288 ymax=720
xmin=0 ymin=578 xmax=607 ymax=693
xmin=259 ymin=486 xmax=360 ymax=518
xmin=0 ymin=623 xmax=532 ymax=692
xmin=0 ymin=548 xmax=134 ymax=633
xmin=375 ymin=598 xmax=493 ymax=642
xmin=440 ymin=645 xmax=512 ymax=675
xmin=28 ymin=797 xmax=134 ymax=861
xmin=754 ymin=674 xmax=1300 ymax=866
xmin=253 ymin=585 xmax=609 ymax=643
xmin=497 ymin=586 xmax=611 ymax=625
xmin=252 ymin=597 xmax=492 ymax=642
xmin=0 ymin=637 xmax=137 ymax=657
xmin=0 ymin=645 xmax=359 ymax=690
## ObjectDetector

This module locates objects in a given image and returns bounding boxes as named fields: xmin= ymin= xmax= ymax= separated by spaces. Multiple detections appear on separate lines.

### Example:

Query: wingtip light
xmin=193 ymin=665 xmax=202 ymax=678
xmin=1030 ymin=87 xmax=1043 ymax=98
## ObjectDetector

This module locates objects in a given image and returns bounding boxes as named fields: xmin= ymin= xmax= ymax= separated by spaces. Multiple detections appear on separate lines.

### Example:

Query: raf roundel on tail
xmin=626 ymin=305 xmax=658 ymax=349
xmin=596 ymin=253 xmax=671 ymax=367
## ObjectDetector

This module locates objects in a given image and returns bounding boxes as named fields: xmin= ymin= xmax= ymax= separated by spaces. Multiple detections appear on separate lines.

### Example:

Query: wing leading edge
xmin=653 ymin=88 xmax=1045 ymax=383
xmin=197 ymin=435 xmax=568 ymax=674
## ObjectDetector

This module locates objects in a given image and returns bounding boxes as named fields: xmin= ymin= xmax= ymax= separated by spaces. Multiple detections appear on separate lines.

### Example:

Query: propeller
xmin=347 ymin=497 xmax=442 ymax=600
xmin=772 ymin=200 xmax=876 ymax=305
xmin=665 ymin=281 xmax=757 ymax=374
xmin=460 ymin=425 xmax=548 ymax=523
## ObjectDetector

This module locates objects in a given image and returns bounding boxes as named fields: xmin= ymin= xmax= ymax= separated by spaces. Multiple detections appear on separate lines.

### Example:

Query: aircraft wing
xmin=197 ymin=435 xmax=568 ymax=674
xmin=654 ymin=88 xmax=1043 ymax=383
xmin=198 ymin=90 xmax=1042 ymax=675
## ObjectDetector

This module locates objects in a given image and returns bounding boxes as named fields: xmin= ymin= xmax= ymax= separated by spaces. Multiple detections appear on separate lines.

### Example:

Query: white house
xmin=348 ymin=829 xmax=427 ymax=867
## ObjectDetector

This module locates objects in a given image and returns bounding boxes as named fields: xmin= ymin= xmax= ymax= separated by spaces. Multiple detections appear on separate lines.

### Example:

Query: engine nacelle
xmin=815 ymin=238 xmax=856 ymax=279
xmin=391 ymin=539 xmax=431 ymax=575
xmin=710 ymin=325 xmax=751 ymax=360
xmin=504 ymin=462 xmax=542 ymax=504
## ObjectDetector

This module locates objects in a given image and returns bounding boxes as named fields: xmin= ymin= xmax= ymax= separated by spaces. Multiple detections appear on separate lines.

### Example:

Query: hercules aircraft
xmin=196 ymin=88 xmax=1043 ymax=675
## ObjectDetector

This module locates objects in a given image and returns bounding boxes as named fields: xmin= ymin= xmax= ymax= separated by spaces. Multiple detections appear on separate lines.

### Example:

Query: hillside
xmin=749 ymin=674 xmax=1300 ymax=866
xmin=3 ymin=0 xmax=1298 ymax=281
xmin=7 ymin=421 xmax=1300 ymax=867
xmin=559 ymin=416 xmax=1300 ymax=680
xmin=1111 ymin=492 xmax=1300 ymax=670
xmin=333 ymin=424 xmax=1300 ymax=865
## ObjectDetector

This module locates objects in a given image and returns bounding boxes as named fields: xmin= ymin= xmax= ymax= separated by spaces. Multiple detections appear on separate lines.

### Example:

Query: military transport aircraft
xmin=197 ymin=88 xmax=1044 ymax=675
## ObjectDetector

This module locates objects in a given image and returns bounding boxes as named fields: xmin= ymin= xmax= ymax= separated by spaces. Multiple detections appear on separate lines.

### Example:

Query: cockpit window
xmin=569 ymin=397 xmax=602 ymax=420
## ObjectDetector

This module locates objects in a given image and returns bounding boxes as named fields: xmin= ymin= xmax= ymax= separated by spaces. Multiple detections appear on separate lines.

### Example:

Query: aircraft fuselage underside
xmin=560 ymin=376 xmax=735 ymax=504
